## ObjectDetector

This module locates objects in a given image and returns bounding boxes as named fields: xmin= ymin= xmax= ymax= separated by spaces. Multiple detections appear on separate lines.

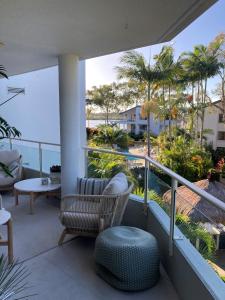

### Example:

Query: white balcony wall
xmin=0 ymin=66 xmax=60 ymax=144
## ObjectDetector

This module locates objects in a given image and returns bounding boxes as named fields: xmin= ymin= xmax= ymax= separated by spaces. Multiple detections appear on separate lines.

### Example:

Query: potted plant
xmin=50 ymin=165 xmax=61 ymax=184
xmin=0 ymin=254 xmax=35 ymax=299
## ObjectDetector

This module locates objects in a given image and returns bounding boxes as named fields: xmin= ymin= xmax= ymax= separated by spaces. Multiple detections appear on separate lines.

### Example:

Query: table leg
xmin=30 ymin=192 xmax=35 ymax=214
xmin=7 ymin=219 xmax=13 ymax=264
xmin=14 ymin=189 xmax=19 ymax=206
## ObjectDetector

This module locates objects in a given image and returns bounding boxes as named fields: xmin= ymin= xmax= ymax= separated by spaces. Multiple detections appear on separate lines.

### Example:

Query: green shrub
xmin=93 ymin=124 xmax=129 ymax=150
xmin=87 ymin=151 xmax=136 ymax=185
xmin=176 ymin=214 xmax=216 ymax=260
xmin=157 ymin=133 xmax=213 ymax=182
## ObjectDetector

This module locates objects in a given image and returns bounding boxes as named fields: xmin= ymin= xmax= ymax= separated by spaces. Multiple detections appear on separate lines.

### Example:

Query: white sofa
xmin=0 ymin=150 xmax=22 ymax=190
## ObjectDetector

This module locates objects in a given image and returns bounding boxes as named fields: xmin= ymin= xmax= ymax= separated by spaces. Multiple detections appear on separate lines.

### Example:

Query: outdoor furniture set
xmin=0 ymin=150 xmax=160 ymax=291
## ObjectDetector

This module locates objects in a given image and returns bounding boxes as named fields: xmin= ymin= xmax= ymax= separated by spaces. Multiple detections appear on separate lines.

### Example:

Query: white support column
xmin=58 ymin=54 xmax=86 ymax=195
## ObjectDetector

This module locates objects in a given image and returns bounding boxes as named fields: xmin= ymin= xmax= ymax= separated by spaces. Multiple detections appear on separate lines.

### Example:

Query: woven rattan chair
xmin=58 ymin=178 xmax=133 ymax=245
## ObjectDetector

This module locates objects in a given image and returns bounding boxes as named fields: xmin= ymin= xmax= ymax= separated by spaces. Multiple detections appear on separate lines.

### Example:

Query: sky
xmin=86 ymin=0 xmax=225 ymax=97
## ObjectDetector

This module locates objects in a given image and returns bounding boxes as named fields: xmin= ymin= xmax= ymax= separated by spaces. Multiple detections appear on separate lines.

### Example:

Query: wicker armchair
xmin=58 ymin=178 xmax=133 ymax=245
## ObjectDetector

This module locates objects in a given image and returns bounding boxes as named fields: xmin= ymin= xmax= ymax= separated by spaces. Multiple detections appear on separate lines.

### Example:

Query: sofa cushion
xmin=0 ymin=150 xmax=20 ymax=165
xmin=0 ymin=173 xmax=17 ymax=186
xmin=77 ymin=177 xmax=110 ymax=195
xmin=102 ymin=173 xmax=128 ymax=195
xmin=61 ymin=212 xmax=99 ymax=231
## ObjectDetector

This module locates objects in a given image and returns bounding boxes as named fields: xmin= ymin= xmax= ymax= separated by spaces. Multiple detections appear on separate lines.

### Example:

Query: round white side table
xmin=14 ymin=178 xmax=61 ymax=214
xmin=0 ymin=209 xmax=13 ymax=264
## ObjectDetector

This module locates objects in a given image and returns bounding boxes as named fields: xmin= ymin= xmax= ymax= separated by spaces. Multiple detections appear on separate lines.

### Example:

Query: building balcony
xmin=1 ymin=138 xmax=225 ymax=299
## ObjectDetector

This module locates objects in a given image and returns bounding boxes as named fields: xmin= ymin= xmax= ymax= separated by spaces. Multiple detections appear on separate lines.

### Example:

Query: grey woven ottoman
xmin=94 ymin=226 xmax=160 ymax=291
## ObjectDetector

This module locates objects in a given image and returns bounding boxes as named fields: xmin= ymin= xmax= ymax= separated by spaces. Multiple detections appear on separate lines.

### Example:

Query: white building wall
xmin=0 ymin=66 xmax=60 ymax=144
xmin=202 ymin=102 xmax=225 ymax=149
xmin=120 ymin=106 xmax=163 ymax=136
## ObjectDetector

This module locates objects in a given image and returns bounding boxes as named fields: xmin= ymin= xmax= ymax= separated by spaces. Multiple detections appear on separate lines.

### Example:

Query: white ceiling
xmin=0 ymin=0 xmax=216 ymax=76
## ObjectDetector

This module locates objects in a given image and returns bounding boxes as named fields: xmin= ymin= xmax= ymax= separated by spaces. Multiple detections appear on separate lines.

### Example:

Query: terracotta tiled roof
xmin=163 ymin=179 xmax=225 ymax=223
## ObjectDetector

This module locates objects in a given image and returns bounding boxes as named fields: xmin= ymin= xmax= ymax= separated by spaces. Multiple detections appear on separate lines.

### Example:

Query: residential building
xmin=119 ymin=105 xmax=169 ymax=136
xmin=202 ymin=100 xmax=225 ymax=149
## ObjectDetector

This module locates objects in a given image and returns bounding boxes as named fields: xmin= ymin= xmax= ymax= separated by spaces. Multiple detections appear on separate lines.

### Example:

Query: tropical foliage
xmin=156 ymin=128 xmax=213 ymax=181
xmin=176 ymin=214 xmax=216 ymax=260
xmin=115 ymin=50 xmax=161 ymax=156
xmin=93 ymin=124 xmax=130 ymax=150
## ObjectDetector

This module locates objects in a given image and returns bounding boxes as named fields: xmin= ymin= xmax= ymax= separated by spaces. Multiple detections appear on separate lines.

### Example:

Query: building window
xmin=218 ymin=131 xmax=225 ymax=140
xmin=139 ymin=125 xmax=147 ymax=131
xmin=218 ymin=114 xmax=225 ymax=123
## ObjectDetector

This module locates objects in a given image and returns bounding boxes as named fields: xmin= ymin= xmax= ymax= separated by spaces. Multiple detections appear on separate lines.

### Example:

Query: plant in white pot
xmin=50 ymin=165 xmax=61 ymax=184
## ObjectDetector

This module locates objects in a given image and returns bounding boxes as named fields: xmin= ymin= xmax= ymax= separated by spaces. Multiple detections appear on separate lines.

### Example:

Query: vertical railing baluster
xmin=169 ymin=178 xmax=178 ymax=256
xmin=144 ymin=159 xmax=149 ymax=214
xmin=39 ymin=142 xmax=43 ymax=177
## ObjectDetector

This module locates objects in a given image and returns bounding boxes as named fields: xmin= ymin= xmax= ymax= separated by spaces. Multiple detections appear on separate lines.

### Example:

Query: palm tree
xmin=154 ymin=46 xmax=182 ymax=140
xmin=116 ymin=50 xmax=161 ymax=156
xmin=93 ymin=124 xmax=129 ymax=150
xmin=209 ymin=33 xmax=225 ymax=118
xmin=180 ymin=45 xmax=221 ymax=147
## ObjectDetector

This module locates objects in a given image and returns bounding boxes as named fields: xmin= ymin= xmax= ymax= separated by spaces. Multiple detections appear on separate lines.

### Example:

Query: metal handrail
xmin=8 ymin=137 xmax=60 ymax=147
xmin=5 ymin=139 xmax=225 ymax=256
xmin=7 ymin=137 xmax=60 ymax=176
xmin=84 ymin=146 xmax=225 ymax=212
xmin=84 ymin=145 xmax=225 ymax=256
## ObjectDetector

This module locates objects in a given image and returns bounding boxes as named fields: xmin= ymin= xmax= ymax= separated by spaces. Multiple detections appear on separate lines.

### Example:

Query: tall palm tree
xmin=116 ymin=50 xmax=161 ymax=156
xmin=154 ymin=46 xmax=182 ymax=140
xmin=180 ymin=45 xmax=221 ymax=147
xmin=209 ymin=33 xmax=225 ymax=118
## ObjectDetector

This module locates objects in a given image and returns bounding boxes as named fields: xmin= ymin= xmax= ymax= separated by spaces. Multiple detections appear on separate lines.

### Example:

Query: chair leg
xmin=7 ymin=219 xmax=13 ymax=264
xmin=58 ymin=229 xmax=67 ymax=246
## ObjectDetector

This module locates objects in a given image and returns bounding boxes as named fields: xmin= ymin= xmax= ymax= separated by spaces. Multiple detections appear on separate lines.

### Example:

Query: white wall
xmin=0 ymin=66 xmax=60 ymax=144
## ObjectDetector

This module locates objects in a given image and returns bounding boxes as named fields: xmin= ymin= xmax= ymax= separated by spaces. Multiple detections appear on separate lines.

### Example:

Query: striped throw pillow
xmin=77 ymin=178 xmax=110 ymax=195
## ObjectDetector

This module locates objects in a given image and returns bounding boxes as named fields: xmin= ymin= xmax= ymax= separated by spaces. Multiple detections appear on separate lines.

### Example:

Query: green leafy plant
xmin=156 ymin=128 xmax=213 ymax=182
xmin=0 ymin=255 xmax=35 ymax=299
xmin=0 ymin=117 xmax=21 ymax=140
xmin=93 ymin=124 xmax=129 ymax=150
xmin=88 ymin=152 xmax=128 ymax=178
xmin=176 ymin=214 xmax=216 ymax=260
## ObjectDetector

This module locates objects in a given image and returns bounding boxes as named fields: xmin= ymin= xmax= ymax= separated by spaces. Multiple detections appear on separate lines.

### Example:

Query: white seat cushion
xmin=0 ymin=150 xmax=20 ymax=165
xmin=102 ymin=173 xmax=128 ymax=195
xmin=0 ymin=172 xmax=17 ymax=186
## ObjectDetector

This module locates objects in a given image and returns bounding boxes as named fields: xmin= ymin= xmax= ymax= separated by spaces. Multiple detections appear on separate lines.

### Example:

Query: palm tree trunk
xmin=147 ymin=81 xmax=151 ymax=156
xmin=190 ymin=83 xmax=194 ymax=137
xmin=200 ymin=79 xmax=207 ymax=148
xmin=221 ymin=74 xmax=225 ymax=120
xmin=168 ymin=85 xmax=172 ymax=141
xmin=147 ymin=115 xmax=151 ymax=156
xmin=162 ymin=84 xmax=166 ymax=130
xmin=196 ymin=81 xmax=200 ymax=141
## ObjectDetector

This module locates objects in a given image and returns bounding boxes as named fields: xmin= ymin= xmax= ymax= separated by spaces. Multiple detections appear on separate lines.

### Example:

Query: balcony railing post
xmin=169 ymin=178 xmax=178 ymax=256
xmin=144 ymin=159 xmax=149 ymax=214
xmin=38 ymin=143 xmax=43 ymax=177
